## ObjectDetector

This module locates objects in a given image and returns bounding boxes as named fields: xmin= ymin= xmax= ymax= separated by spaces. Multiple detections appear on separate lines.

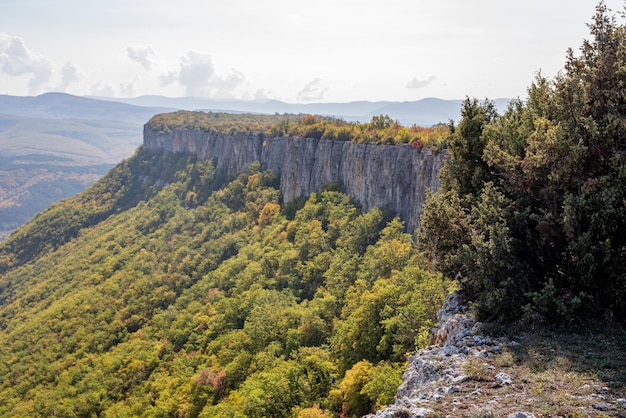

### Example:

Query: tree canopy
xmin=0 ymin=148 xmax=451 ymax=417
xmin=147 ymin=111 xmax=448 ymax=148
xmin=420 ymin=3 xmax=626 ymax=323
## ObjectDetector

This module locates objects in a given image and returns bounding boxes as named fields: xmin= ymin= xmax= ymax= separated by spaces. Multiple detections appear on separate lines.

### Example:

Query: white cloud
xmin=159 ymin=70 xmax=177 ymax=86
xmin=253 ymin=88 xmax=271 ymax=100
xmin=120 ymin=77 xmax=139 ymax=97
xmin=177 ymin=50 xmax=216 ymax=94
xmin=87 ymin=81 xmax=115 ymax=97
xmin=211 ymin=69 xmax=245 ymax=98
xmin=0 ymin=32 xmax=52 ymax=94
xmin=161 ymin=50 xmax=246 ymax=98
xmin=57 ymin=61 xmax=83 ymax=91
xmin=127 ymin=45 xmax=157 ymax=71
xmin=406 ymin=75 xmax=437 ymax=89
xmin=297 ymin=78 xmax=328 ymax=102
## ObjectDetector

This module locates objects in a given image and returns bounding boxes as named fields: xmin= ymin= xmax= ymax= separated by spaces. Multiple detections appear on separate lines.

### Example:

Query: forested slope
xmin=0 ymin=148 xmax=451 ymax=417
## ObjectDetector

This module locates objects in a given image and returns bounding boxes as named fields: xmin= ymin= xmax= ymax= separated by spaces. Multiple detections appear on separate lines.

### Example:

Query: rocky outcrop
xmin=364 ymin=292 xmax=501 ymax=418
xmin=143 ymin=126 xmax=445 ymax=235
xmin=366 ymin=291 xmax=626 ymax=417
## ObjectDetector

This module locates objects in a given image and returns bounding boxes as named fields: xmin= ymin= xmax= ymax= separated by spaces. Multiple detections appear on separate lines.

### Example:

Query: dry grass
xmin=464 ymin=356 xmax=492 ymax=381
xmin=425 ymin=321 xmax=626 ymax=417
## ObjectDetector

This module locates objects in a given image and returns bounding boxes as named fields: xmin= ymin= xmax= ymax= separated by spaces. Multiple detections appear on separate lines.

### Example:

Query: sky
xmin=0 ymin=0 xmax=623 ymax=103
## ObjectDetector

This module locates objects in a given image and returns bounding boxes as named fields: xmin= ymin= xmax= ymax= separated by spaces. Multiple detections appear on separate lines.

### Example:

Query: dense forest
xmin=0 ymin=149 xmax=451 ymax=417
xmin=147 ymin=111 xmax=448 ymax=149
xmin=420 ymin=3 xmax=626 ymax=323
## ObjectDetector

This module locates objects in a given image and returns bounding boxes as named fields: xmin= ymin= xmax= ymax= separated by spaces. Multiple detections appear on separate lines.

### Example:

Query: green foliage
xmin=147 ymin=111 xmax=448 ymax=149
xmin=149 ymin=110 xmax=322 ymax=135
xmin=335 ymin=360 xmax=374 ymax=417
xmin=360 ymin=362 xmax=404 ymax=409
xmin=443 ymin=98 xmax=498 ymax=196
xmin=420 ymin=4 xmax=626 ymax=323
xmin=331 ymin=360 xmax=403 ymax=417
xmin=0 ymin=148 xmax=202 ymax=272
xmin=0 ymin=147 xmax=451 ymax=417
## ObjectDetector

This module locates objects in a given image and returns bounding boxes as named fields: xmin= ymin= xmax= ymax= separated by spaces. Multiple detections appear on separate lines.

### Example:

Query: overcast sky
xmin=0 ymin=0 xmax=623 ymax=103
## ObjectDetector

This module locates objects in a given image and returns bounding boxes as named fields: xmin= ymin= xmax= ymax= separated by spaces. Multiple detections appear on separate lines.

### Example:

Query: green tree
xmin=442 ymin=98 xmax=498 ymax=197
xmin=334 ymin=360 xmax=374 ymax=417
xmin=421 ymin=3 xmax=626 ymax=322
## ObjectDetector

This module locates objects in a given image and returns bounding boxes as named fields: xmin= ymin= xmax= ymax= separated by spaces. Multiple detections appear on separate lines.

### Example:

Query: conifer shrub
xmin=420 ymin=4 xmax=626 ymax=323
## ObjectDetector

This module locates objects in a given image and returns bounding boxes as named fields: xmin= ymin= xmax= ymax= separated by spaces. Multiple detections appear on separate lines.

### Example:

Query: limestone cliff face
xmin=143 ymin=125 xmax=445 ymax=234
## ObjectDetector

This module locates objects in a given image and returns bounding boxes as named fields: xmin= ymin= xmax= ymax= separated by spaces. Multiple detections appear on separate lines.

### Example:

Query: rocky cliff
xmin=367 ymin=292 xmax=626 ymax=417
xmin=143 ymin=126 xmax=445 ymax=235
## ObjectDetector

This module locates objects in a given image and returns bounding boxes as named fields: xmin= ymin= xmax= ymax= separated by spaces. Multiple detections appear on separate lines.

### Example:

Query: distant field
xmin=0 ymin=92 xmax=176 ymax=240
xmin=0 ymin=113 xmax=146 ymax=240
xmin=0 ymin=166 xmax=112 ymax=241
xmin=0 ymin=114 xmax=143 ymax=162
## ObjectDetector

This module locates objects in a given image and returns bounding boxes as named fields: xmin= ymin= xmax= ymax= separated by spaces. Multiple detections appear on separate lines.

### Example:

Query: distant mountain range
xmin=0 ymin=92 xmax=510 ymax=240
xmin=0 ymin=92 xmax=170 ymax=124
xmin=95 ymin=95 xmax=512 ymax=126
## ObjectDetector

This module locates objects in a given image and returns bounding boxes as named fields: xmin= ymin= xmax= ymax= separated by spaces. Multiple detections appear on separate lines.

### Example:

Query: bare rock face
xmin=143 ymin=126 xmax=445 ymax=235
xmin=364 ymin=292 xmax=502 ymax=418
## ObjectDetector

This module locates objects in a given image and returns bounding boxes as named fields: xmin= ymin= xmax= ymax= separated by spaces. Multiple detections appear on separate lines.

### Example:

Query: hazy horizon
xmin=1 ymin=1 xmax=624 ymax=103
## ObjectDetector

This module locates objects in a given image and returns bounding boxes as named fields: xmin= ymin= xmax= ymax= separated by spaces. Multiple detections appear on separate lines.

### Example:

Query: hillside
xmin=142 ymin=112 xmax=445 ymax=237
xmin=0 ymin=148 xmax=452 ymax=417
xmin=0 ymin=145 xmax=625 ymax=418
xmin=0 ymin=92 xmax=169 ymax=124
